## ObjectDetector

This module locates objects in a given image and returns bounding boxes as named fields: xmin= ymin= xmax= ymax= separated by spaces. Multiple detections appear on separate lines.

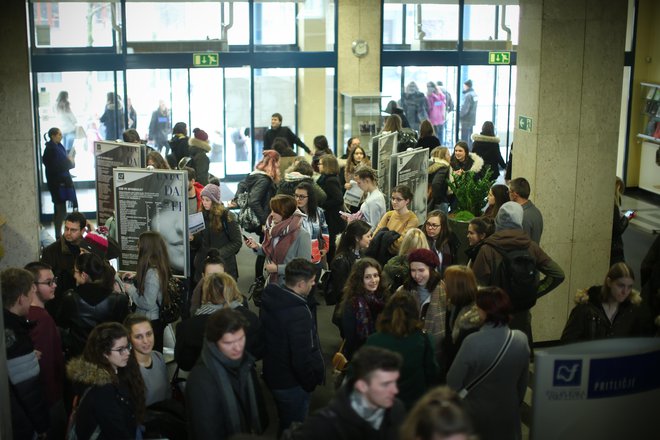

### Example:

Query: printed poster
xmin=394 ymin=148 xmax=428 ymax=222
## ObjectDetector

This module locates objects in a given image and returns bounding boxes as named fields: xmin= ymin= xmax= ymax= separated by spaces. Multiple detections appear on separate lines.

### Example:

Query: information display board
xmin=113 ymin=168 xmax=188 ymax=277
xmin=376 ymin=132 xmax=398 ymax=208
xmin=394 ymin=148 xmax=428 ymax=222
xmin=532 ymin=338 xmax=660 ymax=439
xmin=94 ymin=141 xmax=145 ymax=225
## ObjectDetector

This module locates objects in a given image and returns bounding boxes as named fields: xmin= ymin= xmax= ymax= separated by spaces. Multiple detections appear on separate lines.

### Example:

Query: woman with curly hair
xmin=366 ymin=292 xmax=439 ymax=409
xmin=66 ymin=322 xmax=146 ymax=439
xmin=124 ymin=231 xmax=171 ymax=352
xmin=483 ymin=184 xmax=510 ymax=219
xmin=192 ymin=183 xmax=242 ymax=281
xmin=340 ymin=258 xmax=388 ymax=360
xmin=561 ymin=262 xmax=653 ymax=342
xmin=146 ymin=150 xmax=170 ymax=169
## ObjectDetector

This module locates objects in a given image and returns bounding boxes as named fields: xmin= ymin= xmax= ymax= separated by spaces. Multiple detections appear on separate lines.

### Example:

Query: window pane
xmin=254 ymin=68 xmax=296 ymax=157
xmin=225 ymin=67 xmax=252 ymax=176
xmin=299 ymin=68 xmax=335 ymax=151
xmin=255 ymin=0 xmax=335 ymax=51
xmin=190 ymin=68 xmax=225 ymax=179
xmin=384 ymin=2 xmax=459 ymax=51
xmin=126 ymin=69 xmax=173 ymax=153
xmin=33 ymin=2 xmax=115 ymax=48
xmin=463 ymin=1 xmax=519 ymax=51
xmin=458 ymin=65 xmax=516 ymax=159
xmin=37 ymin=71 xmax=122 ymax=216
xmin=125 ymin=1 xmax=249 ymax=51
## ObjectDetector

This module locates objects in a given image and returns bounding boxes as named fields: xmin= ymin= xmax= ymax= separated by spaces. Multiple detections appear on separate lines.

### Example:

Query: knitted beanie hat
xmin=201 ymin=184 xmax=221 ymax=204
xmin=408 ymin=248 xmax=440 ymax=269
xmin=495 ymin=201 xmax=524 ymax=231
xmin=193 ymin=127 xmax=208 ymax=141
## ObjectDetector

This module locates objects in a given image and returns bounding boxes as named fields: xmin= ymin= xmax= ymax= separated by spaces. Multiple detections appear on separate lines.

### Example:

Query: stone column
xmin=514 ymin=0 xmax=627 ymax=341
xmin=0 ymin=2 xmax=41 ymax=269
xmin=336 ymin=0 xmax=382 ymax=151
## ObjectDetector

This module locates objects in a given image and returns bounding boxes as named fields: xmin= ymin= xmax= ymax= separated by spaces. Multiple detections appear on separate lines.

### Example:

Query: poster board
xmin=94 ymin=141 xmax=145 ymax=225
xmin=394 ymin=148 xmax=428 ymax=222
xmin=113 ymin=168 xmax=188 ymax=277
xmin=376 ymin=132 xmax=398 ymax=209
xmin=532 ymin=338 xmax=660 ymax=439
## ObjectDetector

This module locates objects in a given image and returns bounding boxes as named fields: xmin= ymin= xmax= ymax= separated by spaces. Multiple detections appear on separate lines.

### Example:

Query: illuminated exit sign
xmin=193 ymin=53 xmax=219 ymax=67
xmin=488 ymin=51 xmax=511 ymax=65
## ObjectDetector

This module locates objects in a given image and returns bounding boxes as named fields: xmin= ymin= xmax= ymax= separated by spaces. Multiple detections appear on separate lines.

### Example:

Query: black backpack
xmin=485 ymin=243 xmax=539 ymax=312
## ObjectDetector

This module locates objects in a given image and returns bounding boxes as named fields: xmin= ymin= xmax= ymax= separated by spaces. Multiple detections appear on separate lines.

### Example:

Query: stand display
xmin=341 ymin=93 xmax=389 ymax=157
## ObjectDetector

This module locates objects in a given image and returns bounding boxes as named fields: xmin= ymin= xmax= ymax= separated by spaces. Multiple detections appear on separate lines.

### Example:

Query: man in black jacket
xmin=185 ymin=308 xmax=267 ymax=439
xmin=40 ymin=211 xmax=87 ymax=322
xmin=260 ymin=258 xmax=325 ymax=435
xmin=3 ymin=268 xmax=50 ymax=439
xmin=289 ymin=346 xmax=406 ymax=440
xmin=264 ymin=113 xmax=311 ymax=154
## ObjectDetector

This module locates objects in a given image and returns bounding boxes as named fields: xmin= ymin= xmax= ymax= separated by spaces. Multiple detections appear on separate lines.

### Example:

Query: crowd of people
xmin=7 ymin=109 xmax=660 ymax=440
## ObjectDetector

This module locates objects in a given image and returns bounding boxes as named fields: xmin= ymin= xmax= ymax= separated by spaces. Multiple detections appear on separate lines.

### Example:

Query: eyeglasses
xmin=425 ymin=223 xmax=441 ymax=229
xmin=35 ymin=277 xmax=58 ymax=287
xmin=109 ymin=344 xmax=132 ymax=354
xmin=294 ymin=194 xmax=308 ymax=200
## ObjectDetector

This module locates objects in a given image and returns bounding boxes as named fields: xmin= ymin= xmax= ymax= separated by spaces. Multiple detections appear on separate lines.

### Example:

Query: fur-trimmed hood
xmin=66 ymin=357 xmax=116 ymax=386
xmin=189 ymin=136 xmax=211 ymax=153
xmin=284 ymin=171 xmax=311 ymax=183
xmin=451 ymin=304 xmax=482 ymax=342
xmin=467 ymin=152 xmax=484 ymax=173
xmin=574 ymin=285 xmax=642 ymax=306
xmin=428 ymin=157 xmax=450 ymax=174
xmin=471 ymin=133 xmax=500 ymax=144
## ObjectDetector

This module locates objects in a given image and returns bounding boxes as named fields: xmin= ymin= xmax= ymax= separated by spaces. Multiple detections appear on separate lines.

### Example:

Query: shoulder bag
xmin=458 ymin=329 xmax=513 ymax=399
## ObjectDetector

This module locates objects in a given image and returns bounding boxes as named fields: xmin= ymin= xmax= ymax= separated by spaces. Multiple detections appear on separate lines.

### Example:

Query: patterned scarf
xmin=261 ymin=209 xmax=305 ymax=283
xmin=351 ymin=292 xmax=386 ymax=342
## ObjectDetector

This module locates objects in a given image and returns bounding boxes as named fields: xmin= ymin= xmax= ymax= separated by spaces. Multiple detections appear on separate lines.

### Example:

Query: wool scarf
xmin=261 ymin=209 xmax=304 ymax=281
xmin=200 ymin=340 xmax=262 ymax=436
xmin=351 ymin=292 xmax=385 ymax=342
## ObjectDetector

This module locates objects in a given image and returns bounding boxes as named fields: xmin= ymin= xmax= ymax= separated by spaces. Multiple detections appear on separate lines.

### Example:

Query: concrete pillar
xmin=336 ymin=0 xmax=382 ymax=152
xmin=0 ymin=2 xmax=41 ymax=269
xmin=514 ymin=0 xmax=627 ymax=341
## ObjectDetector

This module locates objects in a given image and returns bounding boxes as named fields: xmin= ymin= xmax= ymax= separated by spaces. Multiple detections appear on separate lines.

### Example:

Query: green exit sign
xmin=518 ymin=115 xmax=533 ymax=132
xmin=193 ymin=53 xmax=219 ymax=67
xmin=488 ymin=51 xmax=511 ymax=65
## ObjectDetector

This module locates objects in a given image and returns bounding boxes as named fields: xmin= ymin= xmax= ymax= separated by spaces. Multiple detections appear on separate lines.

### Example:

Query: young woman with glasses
xmin=422 ymin=210 xmax=459 ymax=276
xmin=373 ymin=184 xmax=419 ymax=255
xmin=66 ymin=322 xmax=146 ymax=439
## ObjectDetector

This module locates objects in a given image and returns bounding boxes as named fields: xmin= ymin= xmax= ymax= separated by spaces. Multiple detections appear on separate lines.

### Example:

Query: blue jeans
xmin=270 ymin=386 xmax=311 ymax=436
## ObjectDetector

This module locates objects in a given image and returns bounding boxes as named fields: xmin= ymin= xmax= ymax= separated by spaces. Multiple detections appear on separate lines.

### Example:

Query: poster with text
xmin=95 ymin=141 xmax=145 ymax=225
xmin=113 ymin=168 xmax=188 ymax=277
xmin=377 ymin=132 xmax=398 ymax=209
xmin=394 ymin=148 xmax=428 ymax=222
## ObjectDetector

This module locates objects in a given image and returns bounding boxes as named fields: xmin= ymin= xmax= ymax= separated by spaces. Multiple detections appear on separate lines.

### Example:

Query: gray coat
xmin=258 ymin=227 xmax=312 ymax=285
xmin=447 ymin=323 xmax=529 ymax=440
xmin=522 ymin=200 xmax=544 ymax=244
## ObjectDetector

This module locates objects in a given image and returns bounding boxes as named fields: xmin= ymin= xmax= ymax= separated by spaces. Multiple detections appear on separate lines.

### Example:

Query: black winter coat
xmin=168 ymin=135 xmax=189 ymax=163
xmin=41 ymin=237 xmax=80 ymax=321
xmin=58 ymin=284 xmax=130 ymax=359
xmin=5 ymin=309 xmax=49 ymax=439
xmin=290 ymin=384 xmax=406 ymax=440
xmin=471 ymin=134 xmax=505 ymax=180
xmin=67 ymin=358 xmax=138 ymax=439
xmin=192 ymin=209 xmax=242 ymax=281
xmin=260 ymin=283 xmax=325 ymax=392
xmin=428 ymin=159 xmax=451 ymax=209
xmin=317 ymin=173 xmax=346 ymax=234
xmin=245 ymin=171 xmax=277 ymax=225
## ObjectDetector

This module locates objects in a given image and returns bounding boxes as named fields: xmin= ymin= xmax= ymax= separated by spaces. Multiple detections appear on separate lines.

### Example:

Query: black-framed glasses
xmin=425 ymin=222 xmax=441 ymax=229
xmin=34 ymin=277 xmax=58 ymax=287
xmin=294 ymin=194 xmax=309 ymax=200
xmin=109 ymin=344 xmax=132 ymax=354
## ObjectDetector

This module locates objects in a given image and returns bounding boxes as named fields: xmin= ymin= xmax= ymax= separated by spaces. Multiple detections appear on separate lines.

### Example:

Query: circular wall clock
xmin=352 ymin=39 xmax=369 ymax=58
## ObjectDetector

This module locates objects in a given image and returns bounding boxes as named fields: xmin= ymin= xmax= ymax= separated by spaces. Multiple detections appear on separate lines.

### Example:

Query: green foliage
xmin=452 ymin=210 xmax=476 ymax=222
xmin=447 ymin=167 xmax=494 ymax=217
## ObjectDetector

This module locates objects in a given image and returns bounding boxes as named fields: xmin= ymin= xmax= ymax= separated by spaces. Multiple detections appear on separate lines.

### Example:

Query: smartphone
xmin=242 ymin=234 xmax=250 ymax=241
xmin=624 ymin=209 xmax=635 ymax=218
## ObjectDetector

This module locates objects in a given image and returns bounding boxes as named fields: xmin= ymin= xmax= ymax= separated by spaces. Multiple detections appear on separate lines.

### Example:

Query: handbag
xmin=332 ymin=340 xmax=349 ymax=373
xmin=458 ymin=329 xmax=513 ymax=399
xmin=159 ymin=277 xmax=184 ymax=325
xmin=248 ymin=275 xmax=267 ymax=307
